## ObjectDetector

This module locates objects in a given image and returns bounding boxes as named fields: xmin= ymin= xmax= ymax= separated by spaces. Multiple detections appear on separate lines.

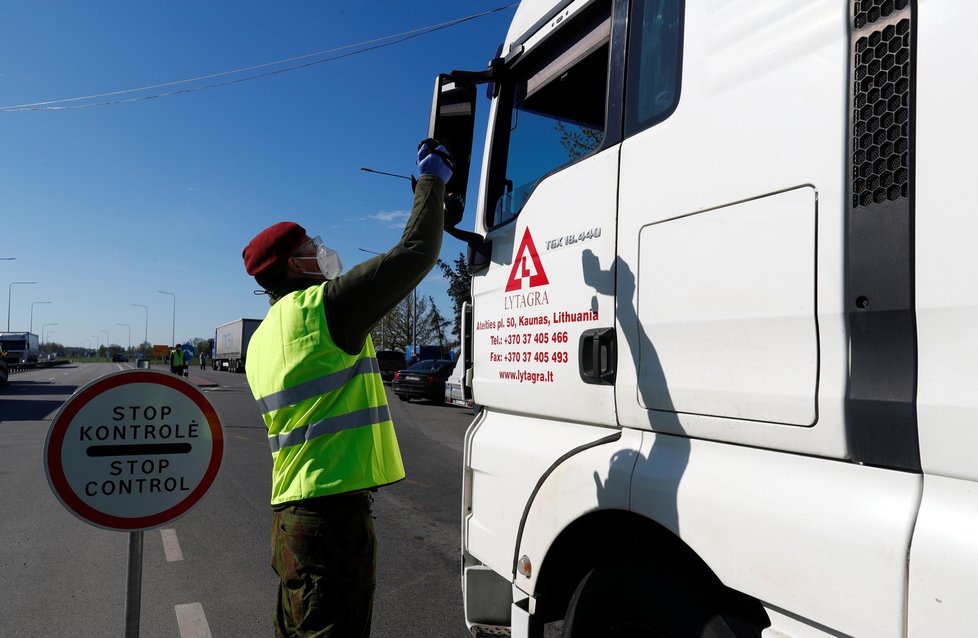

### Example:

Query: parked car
xmin=376 ymin=350 xmax=407 ymax=383
xmin=392 ymin=359 xmax=455 ymax=402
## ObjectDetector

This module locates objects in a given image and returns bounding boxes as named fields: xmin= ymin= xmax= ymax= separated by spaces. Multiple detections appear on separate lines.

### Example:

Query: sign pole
xmin=125 ymin=530 xmax=144 ymax=638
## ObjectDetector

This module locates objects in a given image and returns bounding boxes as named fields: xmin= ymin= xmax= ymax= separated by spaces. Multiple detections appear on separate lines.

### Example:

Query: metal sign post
xmin=125 ymin=531 xmax=144 ymax=638
xmin=44 ymin=369 xmax=224 ymax=637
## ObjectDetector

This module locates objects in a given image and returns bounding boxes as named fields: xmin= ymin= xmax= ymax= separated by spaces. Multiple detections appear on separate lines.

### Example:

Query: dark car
xmin=112 ymin=354 xmax=129 ymax=362
xmin=376 ymin=350 xmax=407 ymax=383
xmin=392 ymin=359 xmax=455 ymax=402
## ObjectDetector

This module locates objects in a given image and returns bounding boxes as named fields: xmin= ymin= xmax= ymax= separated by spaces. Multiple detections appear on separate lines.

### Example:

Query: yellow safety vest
xmin=171 ymin=349 xmax=185 ymax=366
xmin=246 ymin=282 xmax=404 ymax=505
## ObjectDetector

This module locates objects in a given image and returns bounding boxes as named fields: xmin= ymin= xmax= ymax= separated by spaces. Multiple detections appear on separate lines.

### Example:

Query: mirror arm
xmin=445 ymin=225 xmax=484 ymax=248
xmin=446 ymin=226 xmax=492 ymax=268
xmin=446 ymin=225 xmax=493 ymax=276
xmin=449 ymin=56 xmax=509 ymax=86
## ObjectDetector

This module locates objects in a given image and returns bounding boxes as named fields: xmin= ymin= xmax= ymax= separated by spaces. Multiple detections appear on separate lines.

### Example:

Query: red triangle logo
xmin=505 ymin=228 xmax=549 ymax=292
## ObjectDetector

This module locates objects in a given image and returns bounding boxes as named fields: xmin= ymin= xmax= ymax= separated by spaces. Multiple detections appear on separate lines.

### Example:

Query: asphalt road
xmin=0 ymin=362 xmax=477 ymax=637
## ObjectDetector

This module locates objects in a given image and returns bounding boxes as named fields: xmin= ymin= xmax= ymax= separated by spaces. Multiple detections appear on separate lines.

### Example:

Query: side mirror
xmin=428 ymin=74 xmax=477 ymax=224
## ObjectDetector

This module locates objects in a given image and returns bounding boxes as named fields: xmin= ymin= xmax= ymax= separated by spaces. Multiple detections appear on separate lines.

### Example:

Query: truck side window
xmin=624 ymin=0 xmax=683 ymax=136
xmin=486 ymin=2 xmax=611 ymax=228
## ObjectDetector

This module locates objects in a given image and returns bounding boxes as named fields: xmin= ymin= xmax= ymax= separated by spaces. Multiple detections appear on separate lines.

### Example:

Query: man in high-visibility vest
xmin=241 ymin=141 xmax=452 ymax=637
xmin=169 ymin=344 xmax=186 ymax=375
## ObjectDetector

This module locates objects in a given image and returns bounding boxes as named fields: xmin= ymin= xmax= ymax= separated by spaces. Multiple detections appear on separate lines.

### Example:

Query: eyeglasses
xmin=294 ymin=235 xmax=325 ymax=256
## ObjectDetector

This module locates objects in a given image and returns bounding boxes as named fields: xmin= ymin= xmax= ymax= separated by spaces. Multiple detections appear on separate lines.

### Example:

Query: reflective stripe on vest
xmin=267 ymin=404 xmax=392 ymax=453
xmin=256 ymin=356 xmax=381 ymax=414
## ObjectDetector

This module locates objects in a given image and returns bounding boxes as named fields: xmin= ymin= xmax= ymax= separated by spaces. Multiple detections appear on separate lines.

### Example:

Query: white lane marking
xmin=161 ymin=528 xmax=184 ymax=562
xmin=175 ymin=602 xmax=212 ymax=638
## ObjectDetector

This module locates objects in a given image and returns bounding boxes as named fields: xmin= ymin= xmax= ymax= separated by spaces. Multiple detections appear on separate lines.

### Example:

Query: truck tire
xmin=562 ymin=561 xmax=758 ymax=638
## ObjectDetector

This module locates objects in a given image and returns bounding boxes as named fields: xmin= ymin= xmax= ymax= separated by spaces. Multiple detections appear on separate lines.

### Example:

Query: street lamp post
xmin=30 ymin=301 xmax=52 ymax=333
xmin=7 ymin=281 xmax=37 ymax=331
xmin=116 ymin=323 xmax=132 ymax=352
xmin=158 ymin=291 xmax=175 ymax=346
xmin=131 ymin=304 xmax=149 ymax=347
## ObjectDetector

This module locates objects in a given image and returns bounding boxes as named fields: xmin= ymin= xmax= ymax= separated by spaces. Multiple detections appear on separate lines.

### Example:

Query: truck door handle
xmin=579 ymin=328 xmax=616 ymax=385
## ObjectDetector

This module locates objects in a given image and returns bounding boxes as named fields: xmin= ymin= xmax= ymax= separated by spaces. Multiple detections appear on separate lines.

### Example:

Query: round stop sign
xmin=44 ymin=369 xmax=224 ymax=531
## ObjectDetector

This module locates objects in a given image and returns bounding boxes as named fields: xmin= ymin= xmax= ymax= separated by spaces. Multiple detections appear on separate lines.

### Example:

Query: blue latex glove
xmin=417 ymin=142 xmax=453 ymax=184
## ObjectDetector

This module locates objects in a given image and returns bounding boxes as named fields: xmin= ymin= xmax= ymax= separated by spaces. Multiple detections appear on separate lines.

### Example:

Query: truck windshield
xmin=487 ymin=2 xmax=610 ymax=227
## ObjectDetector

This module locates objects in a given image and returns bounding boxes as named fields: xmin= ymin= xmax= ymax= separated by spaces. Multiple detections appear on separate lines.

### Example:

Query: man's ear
xmin=284 ymin=255 xmax=304 ymax=276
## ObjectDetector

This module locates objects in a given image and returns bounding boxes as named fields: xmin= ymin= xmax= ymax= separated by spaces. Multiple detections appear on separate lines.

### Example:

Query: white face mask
xmin=295 ymin=235 xmax=343 ymax=279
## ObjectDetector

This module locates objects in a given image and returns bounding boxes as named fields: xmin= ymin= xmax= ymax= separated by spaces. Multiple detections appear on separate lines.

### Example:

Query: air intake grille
xmin=852 ymin=18 xmax=911 ymax=208
xmin=854 ymin=0 xmax=910 ymax=29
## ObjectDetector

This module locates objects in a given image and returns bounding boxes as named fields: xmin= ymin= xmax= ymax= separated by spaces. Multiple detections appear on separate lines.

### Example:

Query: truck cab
xmin=429 ymin=1 xmax=978 ymax=636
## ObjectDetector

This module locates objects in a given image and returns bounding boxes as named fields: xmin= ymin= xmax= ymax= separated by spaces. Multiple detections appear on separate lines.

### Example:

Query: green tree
xmin=377 ymin=295 xmax=427 ymax=353
xmin=437 ymin=253 xmax=471 ymax=339
xmin=369 ymin=293 xmax=454 ymax=357
xmin=425 ymin=295 xmax=452 ymax=357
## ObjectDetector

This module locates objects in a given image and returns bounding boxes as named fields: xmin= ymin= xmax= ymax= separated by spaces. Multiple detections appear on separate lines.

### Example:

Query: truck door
xmin=612 ymin=3 xmax=922 ymax=636
xmin=471 ymin=0 xmax=619 ymax=426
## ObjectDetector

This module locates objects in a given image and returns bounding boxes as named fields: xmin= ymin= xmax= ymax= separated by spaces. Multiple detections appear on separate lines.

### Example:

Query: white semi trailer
xmin=0 ymin=332 xmax=40 ymax=364
xmin=213 ymin=319 xmax=261 ymax=373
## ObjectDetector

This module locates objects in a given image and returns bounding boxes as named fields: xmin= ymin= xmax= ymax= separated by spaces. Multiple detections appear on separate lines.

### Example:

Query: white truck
xmin=213 ymin=319 xmax=261 ymax=373
xmin=0 ymin=332 xmax=40 ymax=364
xmin=445 ymin=302 xmax=474 ymax=408
xmin=427 ymin=1 xmax=978 ymax=636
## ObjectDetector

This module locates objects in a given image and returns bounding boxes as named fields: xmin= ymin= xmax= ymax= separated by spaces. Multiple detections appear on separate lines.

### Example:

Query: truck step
xmin=470 ymin=625 xmax=511 ymax=637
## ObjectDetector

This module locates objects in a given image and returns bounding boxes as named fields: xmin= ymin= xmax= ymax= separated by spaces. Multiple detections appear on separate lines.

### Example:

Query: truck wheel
xmin=397 ymin=394 xmax=410 ymax=402
xmin=562 ymin=561 xmax=757 ymax=638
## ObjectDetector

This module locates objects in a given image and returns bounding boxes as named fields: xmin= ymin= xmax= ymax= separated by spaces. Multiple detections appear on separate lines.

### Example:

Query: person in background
xmin=169 ymin=344 xmax=185 ymax=375
xmin=241 ymin=140 xmax=452 ymax=637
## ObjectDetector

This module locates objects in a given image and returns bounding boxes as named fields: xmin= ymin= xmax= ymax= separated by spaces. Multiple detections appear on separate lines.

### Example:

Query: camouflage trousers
xmin=271 ymin=492 xmax=376 ymax=637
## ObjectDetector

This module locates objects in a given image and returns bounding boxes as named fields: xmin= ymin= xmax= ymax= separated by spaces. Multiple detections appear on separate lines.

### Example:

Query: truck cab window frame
xmin=485 ymin=0 xmax=614 ymax=229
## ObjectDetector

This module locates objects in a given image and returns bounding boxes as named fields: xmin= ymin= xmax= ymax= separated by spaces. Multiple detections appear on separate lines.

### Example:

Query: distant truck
xmin=0 ymin=332 xmax=39 ymax=364
xmin=444 ymin=302 xmax=473 ymax=408
xmin=213 ymin=319 xmax=261 ymax=373
xmin=405 ymin=344 xmax=441 ymax=363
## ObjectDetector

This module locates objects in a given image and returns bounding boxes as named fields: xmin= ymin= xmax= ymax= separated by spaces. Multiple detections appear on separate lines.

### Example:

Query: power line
xmin=0 ymin=3 xmax=517 ymax=112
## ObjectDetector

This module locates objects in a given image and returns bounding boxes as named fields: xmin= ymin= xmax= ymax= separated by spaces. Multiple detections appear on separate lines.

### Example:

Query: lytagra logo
xmin=505 ymin=228 xmax=550 ymax=292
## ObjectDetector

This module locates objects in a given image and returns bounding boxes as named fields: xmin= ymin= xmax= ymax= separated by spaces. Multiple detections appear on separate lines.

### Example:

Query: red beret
xmin=242 ymin=222 xmax=307 ymax=276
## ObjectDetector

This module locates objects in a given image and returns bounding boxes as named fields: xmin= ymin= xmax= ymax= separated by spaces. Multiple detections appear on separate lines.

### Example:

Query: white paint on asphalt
xmin=175 ymin=602 xmax=212 ymax=638
xmin=161 ymin=528 xmax=184 ymax=562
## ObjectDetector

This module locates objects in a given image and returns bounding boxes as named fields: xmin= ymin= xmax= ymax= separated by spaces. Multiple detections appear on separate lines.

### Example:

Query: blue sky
xmin=0 ymin=1 xmax=517 ymax=350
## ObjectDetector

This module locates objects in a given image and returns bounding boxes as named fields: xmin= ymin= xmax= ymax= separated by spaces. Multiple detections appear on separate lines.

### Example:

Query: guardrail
xmin=5 ymin=360 xmax=71 ymax=374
